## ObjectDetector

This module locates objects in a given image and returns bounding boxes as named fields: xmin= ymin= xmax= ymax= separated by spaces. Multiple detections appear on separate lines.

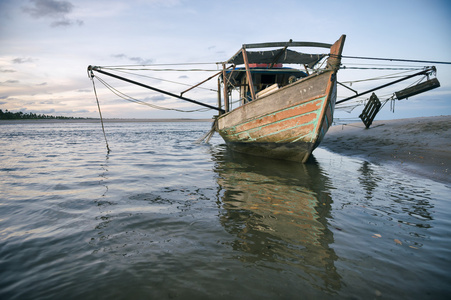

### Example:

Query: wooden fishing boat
xmin=88 ymin=35 xmax=346 ymax=162
xmin=215 ymin=35 xmax=346 ymax=162
xmin=88 ymin=34 xmax=443 ymax=161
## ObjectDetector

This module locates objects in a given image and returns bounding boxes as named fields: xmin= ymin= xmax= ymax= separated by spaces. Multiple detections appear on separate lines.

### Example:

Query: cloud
xmin=51 ymin=18 xmax=83 ymax=27
xmin=22 ymin=0 xmax=83 ymax=27
xmin=112 ymin=54 xmax=153 ymax=65
xmin=144 ymin=95 xmax=168 ymax=102
xmin=41 ymin=108 xmax=90 ymax=115
xmin=13 ymin=108 xmax=89 ymax=116
xmin=129 ymin=57 xmax=153 ymax=65
xmin=38 ymin=100 xmax=55 ymax=105
xmin=12 ymin=57 xmax=36 ymax=64
xmin=0 ymin=80 xmax=19 ymax=85
xmin=23 ymin=0 xmax=73 ymax=18
xmin=112 ymin=54 xmax=127 ymax=59
xmin=0 ymin=68 xmax=16 ymax=73
xmin=37 ymin=108 xmax=56 ymax=114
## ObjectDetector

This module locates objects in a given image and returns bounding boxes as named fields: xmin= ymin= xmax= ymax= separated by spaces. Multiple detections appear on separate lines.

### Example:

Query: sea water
xmin=0 ymin=121 xmax=450 ymax=299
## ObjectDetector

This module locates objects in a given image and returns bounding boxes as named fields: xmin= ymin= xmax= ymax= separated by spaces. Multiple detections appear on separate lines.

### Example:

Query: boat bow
xmin=216 ymin=35 xmax=346 ymax=162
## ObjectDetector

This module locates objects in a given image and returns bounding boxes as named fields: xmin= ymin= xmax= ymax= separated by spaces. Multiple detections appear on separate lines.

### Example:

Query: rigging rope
xmin=339 ymin=62 xmax=426 ymax=68
xmin=89 ymin=74 xmax=111 ymax=153
xmin=101 ymin=68 xmax=217 ymax=92
xmin=195 ymin=118 xmax=217 ymax=144
xmin=101 ymin=67 xmax=220 ymax=72
xmin=331 ymin=54 xmax=451 ymax=65
xmin=99 ymin=62 xmax=218 ymax=68
xmin=341 ymin=66 xmax=424 ymax=70
xmin=339 ymin=69 xmax=424 ymax=85
xmin=93 ymin=74 xmax=211 ymax=113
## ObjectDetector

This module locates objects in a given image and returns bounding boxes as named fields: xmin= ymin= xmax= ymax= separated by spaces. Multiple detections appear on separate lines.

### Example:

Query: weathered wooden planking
xmin=222 ymin=97 xmax=324 ymax=136
xmin=217 ymin=71 xmax=331 ymax=130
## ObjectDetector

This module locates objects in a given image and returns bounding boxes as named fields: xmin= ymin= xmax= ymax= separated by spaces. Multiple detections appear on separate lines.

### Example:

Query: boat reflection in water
xmin=210 ymin=145 xmax=341 ymax=292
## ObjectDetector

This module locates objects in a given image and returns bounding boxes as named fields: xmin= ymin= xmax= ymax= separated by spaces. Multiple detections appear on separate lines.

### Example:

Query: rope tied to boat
xmin=88 ymin=66 xmax=111 ymax=153
xmin=329 ymin=54 xmax=451 ymax=65
xmin=195 ymin=117 xmax=218 ymax=144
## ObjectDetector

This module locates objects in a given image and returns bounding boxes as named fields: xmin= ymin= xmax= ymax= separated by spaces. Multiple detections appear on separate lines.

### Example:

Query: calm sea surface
xmin=0 ymin=121 xmax=450 ymax=299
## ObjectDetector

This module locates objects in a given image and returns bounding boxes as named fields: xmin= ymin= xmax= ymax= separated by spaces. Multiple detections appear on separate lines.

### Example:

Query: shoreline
xmin=320 ymin=115 xmax=451 ymax=184
xmin=0 ymin=118 xmax=213 ymax=124
xmin=2 ymin=115 xmax=449 ymax=183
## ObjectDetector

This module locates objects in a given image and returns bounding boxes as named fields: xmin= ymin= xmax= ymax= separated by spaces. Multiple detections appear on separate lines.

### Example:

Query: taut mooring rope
xmin=330 ymin=54 xmax=451 ymax=65
xmin=90 ymin=75 xmax=111 ymax=153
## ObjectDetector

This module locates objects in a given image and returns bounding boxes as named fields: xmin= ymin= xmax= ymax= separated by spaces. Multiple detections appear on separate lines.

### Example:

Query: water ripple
xmin=0 ymin=122 xmax=449 ymax=299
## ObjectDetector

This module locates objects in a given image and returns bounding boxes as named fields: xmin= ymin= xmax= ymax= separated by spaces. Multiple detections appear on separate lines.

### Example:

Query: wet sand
xmin=321 ymin=115 xmax=451 ymax=184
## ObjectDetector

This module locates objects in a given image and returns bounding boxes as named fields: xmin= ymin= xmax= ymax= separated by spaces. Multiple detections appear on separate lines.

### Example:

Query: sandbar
xmin=320 ymin=115 xmax=451 ymax=184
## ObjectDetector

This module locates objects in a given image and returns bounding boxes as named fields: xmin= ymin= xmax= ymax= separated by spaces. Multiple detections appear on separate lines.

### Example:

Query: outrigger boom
xmin=87 ymin=65 xmax=225 ymax=113
xmin=336 ymin=67 xmax=438 ymax=104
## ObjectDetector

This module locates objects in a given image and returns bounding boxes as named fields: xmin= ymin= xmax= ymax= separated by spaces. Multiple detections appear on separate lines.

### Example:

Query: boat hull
xmin=217 ymin=70 xmax=336 ymax=162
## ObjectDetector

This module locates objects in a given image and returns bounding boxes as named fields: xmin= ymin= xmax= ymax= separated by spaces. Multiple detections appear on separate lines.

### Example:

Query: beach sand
xmin=320 ymin=115 xmax=451 ymax=184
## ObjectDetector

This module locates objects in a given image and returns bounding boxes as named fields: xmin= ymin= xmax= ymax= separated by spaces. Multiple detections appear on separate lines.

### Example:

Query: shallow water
xmin=0 ymin=121 xmax=450 ymax=299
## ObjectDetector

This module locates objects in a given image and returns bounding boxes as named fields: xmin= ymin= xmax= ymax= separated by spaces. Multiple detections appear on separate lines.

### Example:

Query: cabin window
xmin=261 ymin=74 xmax=276 ymax=86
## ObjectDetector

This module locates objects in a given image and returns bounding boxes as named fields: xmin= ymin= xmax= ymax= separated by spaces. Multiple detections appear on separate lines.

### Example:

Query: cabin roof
xmin=226 ymin=49 xmax=327 ymax=68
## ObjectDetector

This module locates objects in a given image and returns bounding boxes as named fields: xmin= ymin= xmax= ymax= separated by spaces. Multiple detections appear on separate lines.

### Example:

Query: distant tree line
xmin=0 ymin=109 xmax=82 ymax=120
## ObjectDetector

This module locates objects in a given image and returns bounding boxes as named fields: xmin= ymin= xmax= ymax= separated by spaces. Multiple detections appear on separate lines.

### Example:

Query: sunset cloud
xmin=22 ymin=0 xmax=83 ymax=27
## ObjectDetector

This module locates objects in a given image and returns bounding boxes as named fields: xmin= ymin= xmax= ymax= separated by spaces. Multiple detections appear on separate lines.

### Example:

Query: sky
xmin=0 ymin=0 xmax=450 ymax=120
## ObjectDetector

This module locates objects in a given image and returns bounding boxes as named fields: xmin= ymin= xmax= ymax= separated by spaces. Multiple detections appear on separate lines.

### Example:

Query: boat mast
xmin=241 ymin=46 xmax=256 ymax=102
xmin=221 ymin=63 xmax=229 ymax=113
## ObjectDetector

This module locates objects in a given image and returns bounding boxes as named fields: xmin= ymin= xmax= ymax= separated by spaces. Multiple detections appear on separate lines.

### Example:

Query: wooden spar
xmin=303 ymin=64 xmax=310 ymax=75
xmin=180 ymin=70 xmax=221 ymax=96
xmin=217 ymin=77 xmax=222 ymax=115
xmin=243 ymin=41 xmax=332 ymax=49
xmin=242 ymin=47 xmax=256 ymax=102
xmin=89 ymin=66 xmax=225 ymax=113
xmin=395 ymin=77 xmax=440 ymax=100
xmin=222 ymin=63 xmax=229 ymax=112
xmin=270 ymin=40 xmax=292 ymax=68
xmin=180 ymin=65 xmax=234 ymax=97
xmin=337 ymin=81 xmax=358 ymax=95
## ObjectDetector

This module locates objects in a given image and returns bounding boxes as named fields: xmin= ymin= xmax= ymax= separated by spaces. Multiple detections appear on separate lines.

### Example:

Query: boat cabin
xmin=225 ymin=64 xmax=308 ymax=105
xmin=218 ymin=41 xmax=331 ymax=113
